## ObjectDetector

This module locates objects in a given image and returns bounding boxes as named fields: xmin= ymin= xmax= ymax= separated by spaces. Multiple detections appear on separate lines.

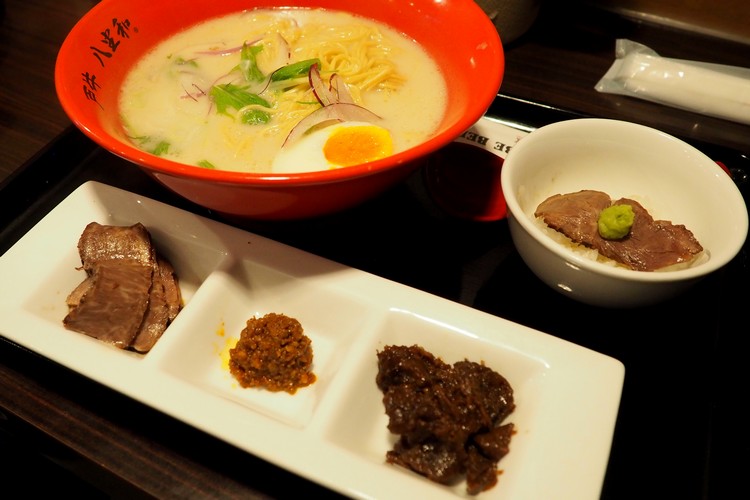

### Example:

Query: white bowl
xmin=500 ymin=118 xmax=748 ymax=308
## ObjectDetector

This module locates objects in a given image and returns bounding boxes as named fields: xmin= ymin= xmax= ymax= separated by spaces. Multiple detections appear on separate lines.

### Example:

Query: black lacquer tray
xmin=1 ymin=94 xmax=748 ymax=499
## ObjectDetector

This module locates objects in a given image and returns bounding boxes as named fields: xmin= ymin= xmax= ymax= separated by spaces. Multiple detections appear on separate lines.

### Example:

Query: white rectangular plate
xmin=0 ymin=181 xmax=624 ymax=499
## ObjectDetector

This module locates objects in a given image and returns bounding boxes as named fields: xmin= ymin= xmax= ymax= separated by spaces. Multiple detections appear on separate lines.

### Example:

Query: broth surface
xmin=119 ymin=8 xmax=447 ymax=173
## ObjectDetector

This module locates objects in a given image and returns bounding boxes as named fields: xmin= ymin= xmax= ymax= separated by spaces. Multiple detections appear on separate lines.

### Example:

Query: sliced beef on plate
xmin=76 ymin=221 xmax=155 ymax=271
xmin=65 ymin=275 xmax=95 ymax=307
xmin=63 ymin=259 xmax=154 ymax=348
xmin=157 ymin=257 xmax=182 ymax=323
xmin=130 ymin=256 xmax=181 ymax=353
xmin=535 ymin=190 xmax=704 ymax=271
xmin=64 ymin=222 xmax=182 ymax=352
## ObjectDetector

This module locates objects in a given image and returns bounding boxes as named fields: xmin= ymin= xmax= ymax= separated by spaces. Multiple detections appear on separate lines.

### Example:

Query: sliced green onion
xmin=271 ymin=58 xmax=321 ymax=82
xmin=240 ymin=43 xmax=265 ymax=83
xmin=241 ymin=108 xmax=271 ymax=124
xmin=210 ymin=83 xmax=271 ymax=115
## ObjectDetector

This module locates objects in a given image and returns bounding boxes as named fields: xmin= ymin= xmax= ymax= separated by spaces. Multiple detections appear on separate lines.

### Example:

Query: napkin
xmin=595 ymin=39 xmax=750 ymax=125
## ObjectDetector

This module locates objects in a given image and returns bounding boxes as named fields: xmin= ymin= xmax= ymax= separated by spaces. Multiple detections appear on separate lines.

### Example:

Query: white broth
xmin=119 ymin=8 xmax=447 ymax=173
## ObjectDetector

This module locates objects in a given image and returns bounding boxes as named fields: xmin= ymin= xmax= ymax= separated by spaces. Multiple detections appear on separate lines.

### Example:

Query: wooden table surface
xmin=1 ymin=1 xmax=749 ymax=498
xmin=0 ymin=0 xmax=96 ymax=180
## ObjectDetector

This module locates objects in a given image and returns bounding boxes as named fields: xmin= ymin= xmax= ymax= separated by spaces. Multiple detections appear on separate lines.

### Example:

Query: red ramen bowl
xmin=55 ymin=0 xmax=504 ymax=220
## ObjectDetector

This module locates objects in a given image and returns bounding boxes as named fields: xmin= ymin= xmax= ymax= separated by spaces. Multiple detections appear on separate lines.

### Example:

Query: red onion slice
xmin=329 ymin=73 xmax=354 ymax=104
xmin=309 ymin=64 xmax=336 ymax=106
xmin=263 ymin=33 xmax=291 ymax=74
xmin=282 ymin=102 xmax=382 ymax=147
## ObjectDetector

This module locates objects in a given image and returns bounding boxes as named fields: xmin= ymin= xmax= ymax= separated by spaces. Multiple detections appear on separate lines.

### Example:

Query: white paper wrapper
xmin=595 ymin=39 xmax=750 ymax=125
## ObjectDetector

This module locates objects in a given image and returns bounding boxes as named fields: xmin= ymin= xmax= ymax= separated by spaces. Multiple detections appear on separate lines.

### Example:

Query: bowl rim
xmin=55 ymin=0 xmax=504 ymax=186
xmin=501 ymin=118 xmax=749 ymax=283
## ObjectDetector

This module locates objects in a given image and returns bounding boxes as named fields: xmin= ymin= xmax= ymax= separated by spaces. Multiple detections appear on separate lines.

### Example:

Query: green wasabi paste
xmin=598 ymin=204 xmax=635 ymax=239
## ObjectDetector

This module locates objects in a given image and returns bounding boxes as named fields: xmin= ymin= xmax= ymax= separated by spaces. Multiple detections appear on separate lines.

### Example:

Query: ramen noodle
xmin=119 ymin=8 xmax=447 ymax=173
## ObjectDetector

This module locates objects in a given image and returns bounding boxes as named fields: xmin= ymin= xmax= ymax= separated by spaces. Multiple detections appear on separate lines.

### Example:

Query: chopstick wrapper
xmin=595 ymin=39 xmax=750 ymax=125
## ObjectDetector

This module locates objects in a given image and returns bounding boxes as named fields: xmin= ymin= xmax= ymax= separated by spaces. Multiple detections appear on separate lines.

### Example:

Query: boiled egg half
xmin=272 ymin=121 xmax=394 ymax=173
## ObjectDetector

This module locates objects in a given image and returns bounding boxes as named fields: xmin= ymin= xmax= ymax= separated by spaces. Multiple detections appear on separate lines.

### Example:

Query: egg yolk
xmin=323 ymin=125 xmax=394 ymax=167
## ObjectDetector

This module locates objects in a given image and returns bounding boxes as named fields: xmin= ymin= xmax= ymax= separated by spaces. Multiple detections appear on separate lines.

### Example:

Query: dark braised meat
xmin=63 ymin=222 xmax=182 ymax=352
xmin=535 ymin=189 xmax=703 ymax=271
xmin=376 ymin=345 xmax=515 ymax=495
